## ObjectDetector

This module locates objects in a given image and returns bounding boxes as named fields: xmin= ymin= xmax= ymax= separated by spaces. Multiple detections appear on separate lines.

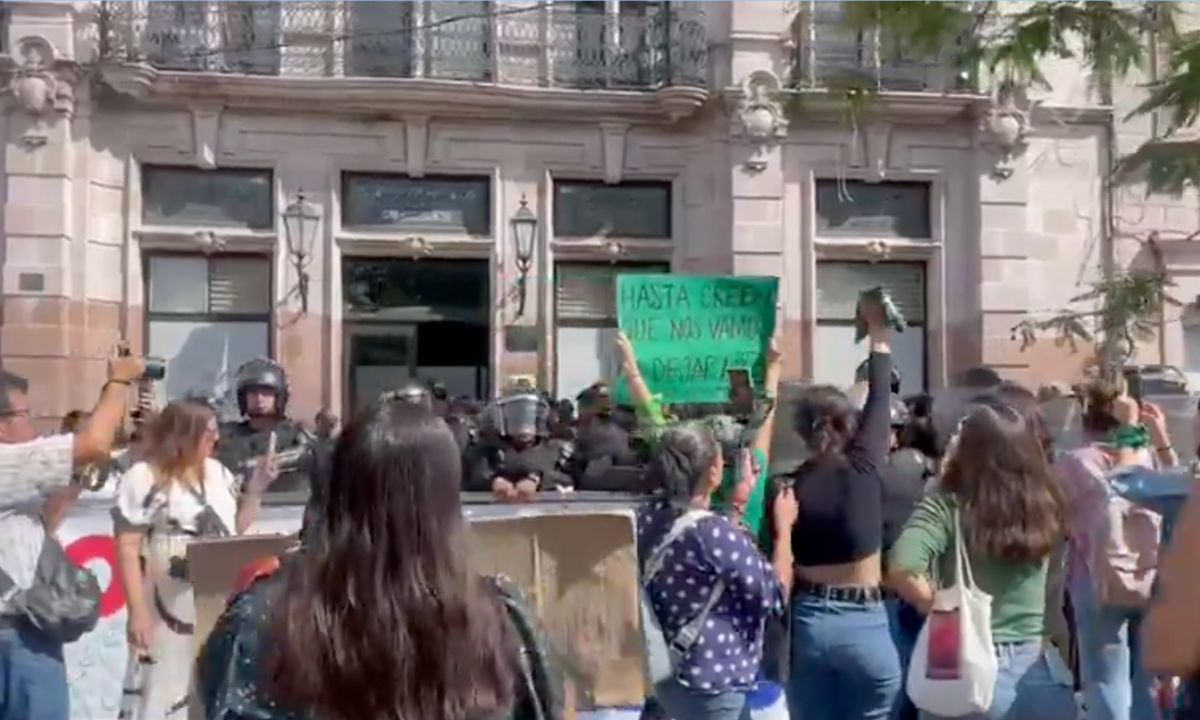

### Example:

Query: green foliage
xmin=1011 ymin=270 xmax=1178 ymax=363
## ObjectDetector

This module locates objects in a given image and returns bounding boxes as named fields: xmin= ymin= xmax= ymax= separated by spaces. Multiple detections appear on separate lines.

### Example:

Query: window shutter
xmin=209 ymin=256 xmax=271 ymax=315
xmin=816 ymin=262 xmax=926 ymax=323
xmin=556 ymin=265 xmax=616 ymax=323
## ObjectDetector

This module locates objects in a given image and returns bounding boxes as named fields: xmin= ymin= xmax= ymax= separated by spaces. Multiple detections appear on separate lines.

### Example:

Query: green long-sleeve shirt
xmin=889 ymin=492 xmax=1049 ymax=642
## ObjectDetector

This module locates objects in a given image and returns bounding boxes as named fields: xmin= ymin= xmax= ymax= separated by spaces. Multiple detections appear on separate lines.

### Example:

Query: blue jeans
xmin=654 ymin=679 xmax=749 ymax=720
xmin=919 ymin=640 xmax=1075 ymax=720
xmin=887 ymin=598 xmax=923 ymax=720
xmin=1070 ymin=577 xmax=1159 ymax=720
xmin=0 ymin=624 xmax=68 ymax=720
xmin=788 ymin=596 xmax=902 ymax=720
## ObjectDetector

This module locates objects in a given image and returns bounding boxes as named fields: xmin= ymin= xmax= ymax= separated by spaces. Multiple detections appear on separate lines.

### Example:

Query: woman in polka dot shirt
xmin=638 ymin=422 xmax=798 ymax=720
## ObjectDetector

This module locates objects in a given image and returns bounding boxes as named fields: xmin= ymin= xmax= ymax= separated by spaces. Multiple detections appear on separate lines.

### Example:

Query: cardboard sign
xmin=187 ymin=506 xmax=643 ymax=716
xmin=617 ymin=274 xmax=779 ymax=404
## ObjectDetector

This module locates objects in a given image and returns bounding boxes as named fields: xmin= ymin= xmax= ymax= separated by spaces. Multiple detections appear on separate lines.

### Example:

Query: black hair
xmin=0 ymin=369 xmax=29 ymax=415
xmin=792 ymin=385 xmax=858 ymax=458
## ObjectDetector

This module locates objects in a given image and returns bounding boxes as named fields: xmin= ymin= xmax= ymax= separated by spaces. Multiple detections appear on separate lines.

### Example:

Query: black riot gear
xmin=855 ymin=359 xmax=902 ymax=395
xmin=483 ymin=392 xmax=550 ymax=441
xmin=467 ymin=391 xmax=573 ymax=495
xmin=235 ymin=358 xmax=289 ymax=417
xmin=380 ymin=383 xmax=431 ymax=409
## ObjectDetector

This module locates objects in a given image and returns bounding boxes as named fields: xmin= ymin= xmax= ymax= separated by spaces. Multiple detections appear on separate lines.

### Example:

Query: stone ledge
xmin=99 ymin=63 xmax=711 ymax=126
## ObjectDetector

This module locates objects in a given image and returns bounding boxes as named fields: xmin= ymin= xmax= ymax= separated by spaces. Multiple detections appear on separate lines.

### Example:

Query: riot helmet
xmin=484 ymin=391 xmax=549 ymax=444
xmin=235 ymin=358 xmax=288 ymax=417
xmin=380 ymin=383 xmax=431 ymax=409
xmin=854 ymin=359 xmax=902 ymax=395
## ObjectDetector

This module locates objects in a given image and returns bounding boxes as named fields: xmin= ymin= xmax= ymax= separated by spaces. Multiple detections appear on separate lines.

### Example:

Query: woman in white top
xmin=113 ymin=399 xmax=273 ymax=720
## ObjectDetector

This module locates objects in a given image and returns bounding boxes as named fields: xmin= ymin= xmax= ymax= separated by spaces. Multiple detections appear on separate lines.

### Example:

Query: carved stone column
xmin=0 ymin=27 xmax=97 ymax=427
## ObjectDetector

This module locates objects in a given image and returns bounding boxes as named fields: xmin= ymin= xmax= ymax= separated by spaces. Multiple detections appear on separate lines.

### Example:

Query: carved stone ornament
xmin=730 ymin=70 xmax=789 ymax=172
xmin=1 ymin=36 xmax=81 ymax=118
xmin=981 ymin=88 xmax=1033 ymax=180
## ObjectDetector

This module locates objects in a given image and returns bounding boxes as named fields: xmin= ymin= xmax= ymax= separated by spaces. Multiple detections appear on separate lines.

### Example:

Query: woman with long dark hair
xmin=784 ymin=300 xmax=900 ymax=720
xmin=114 ymin=400 xmax=267 ymax=720
xmin=197 ymin=401 xmax=555 ymax=720
xmin=889 ymin=398 xmax=1075 ymax=720
xmin=637 ymin=421 xmax=796 ymax=720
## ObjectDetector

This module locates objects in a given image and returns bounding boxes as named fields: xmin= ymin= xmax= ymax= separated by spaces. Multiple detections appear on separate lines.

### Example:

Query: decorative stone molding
xmin=95 ymin=68 xmax=708 ymax=125
xmin=405 ymin=117 xmax=429 ymax=177
xmin=99 ymin=62 xmax=159 ymax=99
xmin=728 ymin=70 xmax=788 ymax=172
xmin=599 ymin=123 xmax=629 ymax=185
xmin=1 ymin=36 xmax=82 ymax=118
xmin=191 ymin=106 xmax=222 ymax=169
xmin=981 ymin=88 xmax=1034 ymax=180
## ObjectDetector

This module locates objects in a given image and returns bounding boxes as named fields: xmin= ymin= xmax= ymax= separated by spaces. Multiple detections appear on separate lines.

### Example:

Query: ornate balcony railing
xmin=97 ymin=1 xmax=708 ymax=91
xmin=791 ymin=0 xmax=974 ymax=94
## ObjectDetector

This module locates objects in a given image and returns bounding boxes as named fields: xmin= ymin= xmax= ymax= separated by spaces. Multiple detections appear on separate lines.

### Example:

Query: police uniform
xmin=216 ymin=358 xmax=315 ymax=494
xmin=465 ymin=392 xmax=573 ymax=493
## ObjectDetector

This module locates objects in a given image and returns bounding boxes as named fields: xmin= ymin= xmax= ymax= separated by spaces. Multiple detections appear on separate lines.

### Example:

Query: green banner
xmin=616 ymin=274 xmax=779 ymax=405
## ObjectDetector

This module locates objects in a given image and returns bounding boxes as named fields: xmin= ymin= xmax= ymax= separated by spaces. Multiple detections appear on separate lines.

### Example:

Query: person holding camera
xmin=0 ymin=351 xmax=145 ymax=720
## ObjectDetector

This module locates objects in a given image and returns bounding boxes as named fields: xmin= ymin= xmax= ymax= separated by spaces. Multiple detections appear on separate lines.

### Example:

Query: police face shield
xmin=498 ymin=394 xmax=544 ymax=445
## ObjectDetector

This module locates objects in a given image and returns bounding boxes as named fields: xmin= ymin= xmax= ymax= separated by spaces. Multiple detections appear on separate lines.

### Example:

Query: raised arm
xmin=847 ymin=300 xmax=893 ymax=467
xmin=752 ymin=337 xmax=783 ymax=462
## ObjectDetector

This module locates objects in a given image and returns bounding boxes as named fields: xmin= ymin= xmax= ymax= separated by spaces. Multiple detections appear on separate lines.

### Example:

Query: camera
xmin=142 ymin=357 xmax=166 ymax=381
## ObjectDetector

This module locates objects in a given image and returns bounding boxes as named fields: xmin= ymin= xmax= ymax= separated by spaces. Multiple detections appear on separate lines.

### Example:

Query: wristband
xmin=1111 ymin=424 xmax=1150 ymax=450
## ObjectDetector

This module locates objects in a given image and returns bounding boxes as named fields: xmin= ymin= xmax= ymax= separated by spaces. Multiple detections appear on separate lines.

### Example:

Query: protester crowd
xmin=1 ymin=292 xmax=1200 ymax=720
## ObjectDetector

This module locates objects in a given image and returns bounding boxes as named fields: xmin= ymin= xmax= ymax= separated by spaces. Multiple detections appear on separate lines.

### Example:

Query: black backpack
xmin=486 ymin=576 xmax=561 ymax=720
xmin=0 ymin=532 xmax=101 ymax=644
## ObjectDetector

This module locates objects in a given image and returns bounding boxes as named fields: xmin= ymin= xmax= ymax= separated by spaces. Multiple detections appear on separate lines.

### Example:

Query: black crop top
xmin=790 ymin=351 xmax=891 ymax=567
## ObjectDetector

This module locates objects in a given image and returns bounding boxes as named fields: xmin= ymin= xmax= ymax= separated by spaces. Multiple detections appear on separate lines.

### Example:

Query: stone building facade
xmin=2 ymin=1 xmax=1198 ymax=427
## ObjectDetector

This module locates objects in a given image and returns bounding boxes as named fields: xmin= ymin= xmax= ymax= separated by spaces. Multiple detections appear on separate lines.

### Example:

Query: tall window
xmin=555 ymin=262 xmax=667 ymax=399
xmin=345 ymin=1 xmax=415 ymax=77
xmin=142 ymin=166 xmax=274 ymax=229
xmin=554 ymin=180 xmax=671 ymax=239
xmin=145 ymin=254 xmax=272 ymax=416
xmin=342 ymin=173 xmax=491 ymax=237
xmin=814 ymin=261 xmax=927 ymax=395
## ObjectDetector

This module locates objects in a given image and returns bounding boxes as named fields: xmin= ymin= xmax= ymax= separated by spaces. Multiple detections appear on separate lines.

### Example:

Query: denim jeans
xmin=653 ymin=679 xmax=750 ymax=720
xmin=1070 ymin=576 xmax=1159 ymax=720
xmin=788 ymin=596 xmax=902 ymax=720
xmin=918 ymin=640 xmax=1075 ymax=720
xmin=0 ymin=624 xmax=68 ymax=720
xmin=887 ymin=597 xmax=924 ymax=720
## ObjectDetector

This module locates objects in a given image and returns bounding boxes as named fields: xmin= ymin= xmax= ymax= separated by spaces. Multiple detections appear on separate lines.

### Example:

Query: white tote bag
xmin=906 ymin=509 xmax=998 ymax=716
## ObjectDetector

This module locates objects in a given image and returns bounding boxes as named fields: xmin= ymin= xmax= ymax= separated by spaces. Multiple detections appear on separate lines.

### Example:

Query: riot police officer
xmin=466 ymin=390 xmax=573 ymax=502
xmin=217 ymin=358 xmax=315 ymax=494
xmin=380 ymin=382 xmax=432 ymax=409
xmin=570 ymin=382 xmax=642 ymax=491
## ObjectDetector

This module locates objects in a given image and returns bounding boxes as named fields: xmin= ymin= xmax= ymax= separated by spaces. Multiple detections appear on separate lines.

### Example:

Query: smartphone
xmin=728 ymin=368 xmax=755 ymax=415
xmin=925 ymin=608 xmax=962 ymax=680
xmin=1126 ymin=373 xmax=1144 ymax=402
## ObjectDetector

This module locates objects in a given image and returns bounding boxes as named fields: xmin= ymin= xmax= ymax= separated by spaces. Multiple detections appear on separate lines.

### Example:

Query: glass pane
xmin=343 ymin=259 xmax=489 ymax=321
xmin=147 ymin=319 xmax=270 ymax=420
xmin=143 ymin=166 xmax=274 ymax=229
xmin=148 ymin=256 xmax=208 ymax=314
xmin=815 ymin=180 xmax=931 ymax=239
xmin=219 ymin=1 xmax=281 ymax=75
xmin=817 ymin=261 xmax=926 ymax=323
xmin=342 ymin=174 xmax=491 ymax=236
xmin=350 ymin=332 xmax=413 ymax=409
xmin=556 ymin=326 xmax=620 ymax=401
xmin=554 ymin=181 xmax=671 ymax=239
xmin=345 ymin=1 xmax=414 ymax=77
xmin=426 ymin=0 xmax=491 ymax=81
xmin=210 ymin=256 xmax=271 ymax=315
xmin=555 ymin=262 xmax=670 ymax=322
xmin=144 ymin=1 xmax=208 ymax=70
xmin=814 ymin=323 xmax=926 ymax=395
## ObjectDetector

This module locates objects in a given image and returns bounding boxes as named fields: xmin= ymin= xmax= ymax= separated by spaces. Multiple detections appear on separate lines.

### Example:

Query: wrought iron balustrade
xmin=98 ymin=1 xmax=708 ymax=90
xmin=791 ymin=0 xmax=974 ymax=94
